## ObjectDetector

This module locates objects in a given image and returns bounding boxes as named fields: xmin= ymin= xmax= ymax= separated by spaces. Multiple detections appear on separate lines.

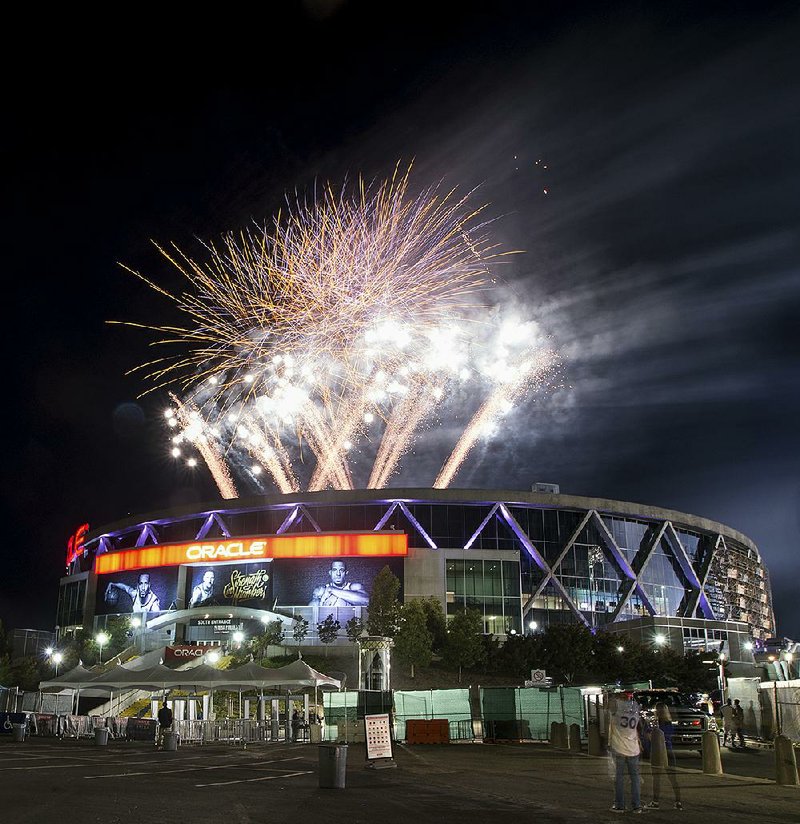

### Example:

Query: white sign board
xmin=530 ymin=669 xmax=547 ymax=684
xmin=365 ymin=713 xmax=393 ymax=760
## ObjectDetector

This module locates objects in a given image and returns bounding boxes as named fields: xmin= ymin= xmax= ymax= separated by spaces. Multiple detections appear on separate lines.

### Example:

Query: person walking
xmin=732 ymin=699 xmax=746 ymax=748
xmin=720 ymin=698 xmax=735 ymax=747
xmin=608 ymin=692 xmax=646 ymax=814
xmin=645 ymin=703 xmax=683 ymax=810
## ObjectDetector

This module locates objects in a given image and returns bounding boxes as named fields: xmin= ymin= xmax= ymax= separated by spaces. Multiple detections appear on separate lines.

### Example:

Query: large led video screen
xmin=96 ymin=568 xmax=178 ymax=616
xmin=186 ymin=562 xmax=273 ymax=609
xmin=271 ymin=557 xmax=404 ymax=609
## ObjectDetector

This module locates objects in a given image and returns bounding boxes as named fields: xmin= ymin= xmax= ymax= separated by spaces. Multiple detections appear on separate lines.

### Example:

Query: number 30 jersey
xmin=609 ymin=700 xmax=642 ymax=756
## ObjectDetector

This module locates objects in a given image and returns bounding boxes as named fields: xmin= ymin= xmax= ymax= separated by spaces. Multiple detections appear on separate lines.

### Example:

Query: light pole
xmin=96 ymin=632 xmax=110 ymax=664
xmin=52 ymin=651 xmax=63 ymax=676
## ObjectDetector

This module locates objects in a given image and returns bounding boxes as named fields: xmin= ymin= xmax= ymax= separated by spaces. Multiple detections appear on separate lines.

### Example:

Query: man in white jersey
xmin=608 ymin=691 xmax=645 ymax=813
xmin=105 ymin=573 xmax=161 ymax=613
xmin=309 ymin=560 xmax=369 ymax=607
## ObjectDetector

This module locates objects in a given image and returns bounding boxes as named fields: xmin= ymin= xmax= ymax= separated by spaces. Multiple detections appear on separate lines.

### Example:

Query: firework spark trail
xmin=432 ymin=351 xmax=558 ymax=489
xmin=368 ymin=383 xmax=441 ymax=489
xmin=171 ymin=395 xmax=239 ymax=499
xmin=307 ymin=388 xmax=372 ymax=491
xmin=239 ymin=413 xmax=299 ymax=493
xmin=299 ymin=404 xmax=353 ymax=490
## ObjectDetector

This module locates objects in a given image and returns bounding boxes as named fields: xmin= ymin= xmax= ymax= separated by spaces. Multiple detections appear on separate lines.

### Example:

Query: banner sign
xmin=272 ymin=557 xmax=403 ymax=611
xmin=186 ymin=563 xmax=273 ymax=609
xmin=164 ymin=645 xmax=216 ymax=663
xmin=189 ymin=617 xmax=243 ymax=635
xmin=95 ymin=531 xmax=407 ymax=575
xmin=96 ymin=568 xmax=179 ymax=616
xmin=365 ymin=713 xmax=393 ymax=760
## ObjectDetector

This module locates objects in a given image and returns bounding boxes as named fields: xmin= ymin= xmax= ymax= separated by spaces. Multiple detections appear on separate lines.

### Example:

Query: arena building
xmin=57 ymin=487 xmax=774 ymax=668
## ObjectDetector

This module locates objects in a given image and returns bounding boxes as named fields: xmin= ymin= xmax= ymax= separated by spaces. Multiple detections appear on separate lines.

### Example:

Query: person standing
xmin=732 ymin=699 xmax=746 ymax=748
xmin=608 ymin=692 xmax=645 ymax=814
xmin=157 ymin=701 xmax=173 ymax=749
xmin=720 ymin=698 xmax=735 ymax=747
xmin=645 ymin=703 xmax=683 ymax=810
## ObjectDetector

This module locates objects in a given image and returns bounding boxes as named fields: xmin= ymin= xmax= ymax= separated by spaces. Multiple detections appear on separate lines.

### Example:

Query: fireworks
xmin=116 ymin=165 xmax=558 ymax=494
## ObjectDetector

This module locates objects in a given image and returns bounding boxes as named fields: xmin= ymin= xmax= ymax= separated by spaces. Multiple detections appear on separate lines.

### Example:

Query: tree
xmin=365 ymin=565 xmax=401 ymax=636
xmin=394 ymin=600 xmax=433 ymax=678
xmin=292 ymin=617 xmax=309 ymax=648
xmin=419 ymin=597 xmax=448 ymax=653
xmin=251 ymin=619 xmax=284 ymax=663
xmin=317 ymin=615 xmax=341 ymax=656
xmin=344 ymin=616 xmax=364 ymax=643
xmin=443 ymin=609 xmax=486 ymax=682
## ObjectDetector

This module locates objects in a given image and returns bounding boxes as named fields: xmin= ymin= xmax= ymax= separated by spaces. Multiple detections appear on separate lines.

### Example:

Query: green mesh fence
xmin=481 ymin=686 xmax=584 ymax=740
xmin=393 ymin=689 xmax=473 ymax=740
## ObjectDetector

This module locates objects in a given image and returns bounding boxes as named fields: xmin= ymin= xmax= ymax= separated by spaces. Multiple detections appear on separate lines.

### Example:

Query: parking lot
xmin=1 ymin=737 xmax=796 ymax=824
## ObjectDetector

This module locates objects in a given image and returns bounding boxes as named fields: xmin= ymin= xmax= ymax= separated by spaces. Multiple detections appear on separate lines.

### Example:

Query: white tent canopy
xmin=40 ymin=658 xmax=341 ymax=694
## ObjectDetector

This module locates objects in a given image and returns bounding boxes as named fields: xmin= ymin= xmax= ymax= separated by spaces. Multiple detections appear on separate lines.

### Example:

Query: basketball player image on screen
xmin=105 ymin=573 xmax=161 ymax=613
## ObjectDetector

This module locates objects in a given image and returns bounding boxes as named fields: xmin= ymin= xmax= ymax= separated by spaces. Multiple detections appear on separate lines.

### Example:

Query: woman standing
xmin=646 ymin=702 xmax=682 ymax=810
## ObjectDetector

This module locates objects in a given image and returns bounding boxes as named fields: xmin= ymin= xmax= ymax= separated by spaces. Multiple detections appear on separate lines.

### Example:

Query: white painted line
xmin=0 ymin=763 xmax=85 ymax=771
xmin=83 ymin=756 xmax=303 ymax=780
xmin=195 ymin=770 xmax=312 ymax=787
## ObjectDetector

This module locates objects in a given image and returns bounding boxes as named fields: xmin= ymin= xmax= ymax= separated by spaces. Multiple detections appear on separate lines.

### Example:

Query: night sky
xmin=3 ymin=2 xmax=799 ymax=639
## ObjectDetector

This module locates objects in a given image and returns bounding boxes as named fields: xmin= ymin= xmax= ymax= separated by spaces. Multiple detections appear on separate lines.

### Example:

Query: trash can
xmin=318 ymin=743 xmax=347 ymax=789
xmin=309 ymin=722 xmax=322 ymax=744
xmin=94 ymin=727 xmax=109 ymax=746
xmin=163 ymin=730 xmax=178 ymax=751
xmin=11 ymin=724 xmax=26 ymax=743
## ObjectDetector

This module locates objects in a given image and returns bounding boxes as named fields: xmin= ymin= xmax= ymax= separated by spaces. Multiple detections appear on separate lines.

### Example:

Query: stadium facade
xmin=58 ymin=488 xmax=774 ymax=665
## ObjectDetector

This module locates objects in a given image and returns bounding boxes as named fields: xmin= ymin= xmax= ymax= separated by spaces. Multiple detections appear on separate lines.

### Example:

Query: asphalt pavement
xmin=0 ymin=736 xmax=797 ymax=824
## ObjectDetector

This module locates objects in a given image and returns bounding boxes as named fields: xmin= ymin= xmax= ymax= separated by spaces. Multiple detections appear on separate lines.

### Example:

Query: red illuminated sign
xmin=95 ymin=531 xmax=407 ymax=575
xmin=66 ymin=523 xmax=89 ymax=567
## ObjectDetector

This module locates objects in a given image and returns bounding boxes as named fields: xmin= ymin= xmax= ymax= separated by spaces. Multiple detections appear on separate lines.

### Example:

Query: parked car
xmin=632 ymin=689 xmax=715 ymax=749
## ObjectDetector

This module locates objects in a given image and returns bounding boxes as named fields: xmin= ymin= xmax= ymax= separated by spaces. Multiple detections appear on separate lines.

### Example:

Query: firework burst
xmin=115 ymin=165 xmax=558 ymax=494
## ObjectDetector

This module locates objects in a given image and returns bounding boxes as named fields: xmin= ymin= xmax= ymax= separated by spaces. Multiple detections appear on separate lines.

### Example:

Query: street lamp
xmin=206 ymin=650 xmax=221 ymax=664
xmin=654 ymin=633 xmax=666 ymax=647
xmin=232 ymin=631 xmax=245 ymax=648
xmin=52 ymin=651 xmax=63 ymax=676
xmin=528 ymin=620 xmax=538 ymax=633
xmin=95 ymin=631 xmax=110 ymax=664
xmin=616 ymin=645 xmax=625 ymax=653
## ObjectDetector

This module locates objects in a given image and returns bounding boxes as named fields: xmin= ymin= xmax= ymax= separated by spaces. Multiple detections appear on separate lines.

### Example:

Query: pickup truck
xmin=632 ymin=689 xmax=716 ymax=748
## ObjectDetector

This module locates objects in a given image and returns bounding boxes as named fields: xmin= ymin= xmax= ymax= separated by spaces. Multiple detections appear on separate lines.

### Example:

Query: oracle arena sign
xmin=94 ymin=531 xmax=407 ymax=575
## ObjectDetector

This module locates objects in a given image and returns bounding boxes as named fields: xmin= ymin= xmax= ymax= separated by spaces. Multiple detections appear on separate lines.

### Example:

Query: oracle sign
xmin=164 ymin=645 xmax=216 ymax=663
xmin=185 ymin=540 xmax=266 ymax=561
xmin=94 ymin=531 xmax=407 ymax=575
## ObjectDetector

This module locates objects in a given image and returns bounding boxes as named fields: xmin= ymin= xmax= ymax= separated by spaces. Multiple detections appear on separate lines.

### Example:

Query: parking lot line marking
xmin=196 ymin=770 xmax=312 ymax=787
xmin=83 ymin=756 xmax=304 ymax=780
xmin=0 ymin=763 xmax=85 ymax=771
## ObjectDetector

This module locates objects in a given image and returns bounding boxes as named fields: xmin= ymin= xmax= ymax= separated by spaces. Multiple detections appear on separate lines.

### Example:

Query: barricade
xmin=405 ymin=719 xmax=450 ymax=744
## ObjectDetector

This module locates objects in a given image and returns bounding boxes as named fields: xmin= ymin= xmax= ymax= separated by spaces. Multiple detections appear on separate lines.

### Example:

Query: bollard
xmin=774 ymin=735 xmax=799 ymax=785
xmin=568 ymin=723 xmax=582 ymax=753
xmin=649 ymin=727 xmax=667 ymax=769
xmin=701 ymin=730 xmax=723 ymax=775
xmin=554 ymin=722 xmax=568 ymax=749
xmin=550 ymin=721 xmax=560 ymax=747
xmin=588 ymin=722 xmax=605 ymax=756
